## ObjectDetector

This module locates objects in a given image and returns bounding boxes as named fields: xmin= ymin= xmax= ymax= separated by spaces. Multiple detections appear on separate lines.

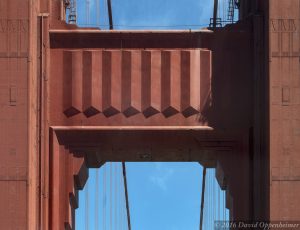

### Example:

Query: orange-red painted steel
xmin=1 ymin=0 xmax=300 ymax=229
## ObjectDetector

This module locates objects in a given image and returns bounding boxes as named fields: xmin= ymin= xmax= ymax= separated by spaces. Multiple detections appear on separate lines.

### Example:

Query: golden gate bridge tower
xmin=0 ymin=0 xmax=299 ymax=229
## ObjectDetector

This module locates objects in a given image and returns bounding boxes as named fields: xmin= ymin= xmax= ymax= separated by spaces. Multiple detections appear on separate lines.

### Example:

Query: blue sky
xmin=73 ymin=0 xmax=231 ymax=229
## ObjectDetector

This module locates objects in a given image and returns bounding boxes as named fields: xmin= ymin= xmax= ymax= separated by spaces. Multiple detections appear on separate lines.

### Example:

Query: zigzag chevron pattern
xmin=63 ymin=49 xmax=211 ymax=118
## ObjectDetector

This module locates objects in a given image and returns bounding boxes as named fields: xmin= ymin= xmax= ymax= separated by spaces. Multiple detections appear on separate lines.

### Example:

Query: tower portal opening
xmin=75 ymin=163 xmax=230 ymax=229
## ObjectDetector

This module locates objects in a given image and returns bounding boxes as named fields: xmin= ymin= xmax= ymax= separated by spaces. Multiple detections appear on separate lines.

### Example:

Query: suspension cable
xmin=110 ymin=162 xmax=113 ymax=230
xmin=119 ymin=164 xmax=123 ymax=230
xmin=218 ymin=176 xmax=220 ymax=222
xmin=199 ymin=167 xmax=207 ymax=230
xmin=95 ymin=169 xmax=99 ymax=230
xmin=96 ymin=0 xmax=100 ymax=27
xmin=209 ymin=170 xmax=211 ymax=227
xmin=223 ymin=189 xmax=225 ymax=221
xmin=122 ymin=162 xmax=131 ymax=230
xmin=115 ymin=163 xmax=118 ymax=229
xmin=107 ymin=0 xmax=113 ymax=29
xmin=213 ymin=0 xmax=219 ymax=28
xmin=103 ymin=164 xmax=107 ymax=230
xmin=210 ymin=170 xmax=211 ymax=227
xmin=86 ymin=0 xmax=90 ymax=25
xmin=214 ymin=170 xmax=216 ymax=226
xmin=85 ymin=177 xmax=89 ymax=230
xmin=212 ymin=171 xmax=214 ymax=225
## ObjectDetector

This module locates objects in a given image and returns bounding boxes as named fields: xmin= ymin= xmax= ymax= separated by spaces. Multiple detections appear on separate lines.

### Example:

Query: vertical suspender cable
xmin=224 ymin=0 xmax=226 ymax=22
xmin=121 ymin=163 xmax=125 ymax=230
xmin=86 ymin=0 xmax=90 ymax=25
xmin=218 ymin=0 xmax=220 ymax=20
xmin=110 ymin=163 xmax=113 ymax=230
xmin=95 ymin=169 xmax=99 ymax=230
xmin=210 ymin=170 xmax=212 ymax=226
xmin=199 ymin=167 xmax=207 ymax=230
xmin=218 ymin=175 xmax=220 ymax=222
xmin=213 ymin=0 xmax=219 ymax=28
xmin=217 ymin=177 xmax=220 ymax=222
xmin=103 ymin=164 xmax=107 ymax=230
xmin=121 ymin=164 xmax=124 ymax=230
xmin=107 ymin=0 xmax=114 ymax=29
xmin=118 ymin=164 xmax=123 ymax=230
xmin=85 ymin=179 xmax=89 ymax=230
xmin=212 ymin=172 xmax=216 ymax=226
xmin=215 ymin=172 xmax=217 ymax=224
xmin=122 ymin=162 xmax=132 ymax=230
xmin=212 ymin=172 xmax=214 ymax=224
xmin=207 ymin=170 xmax=209 ymax=227
xmin=74 ymin=0 xmax=77 ymax=24
xmin=85 ymin=0 xmax=87 ymax=25
xmin=115 ymin=163 xmax=118 ymax=229
xmin=209 ymin=171 xmax=211 ymax=225
xmin=212 ymin=171 xmax=214 ymax=224
xmin=223 ymin=185 xmax=225 ymax=221
xmin=96 ymin=0 xmax=100 ymax=27
xmin=212 ymin=171 xmax=214 ymax=225
xmin=223 ymin=190 xmax=225 ymax=221
xmin=208 ymin=170 xmax=210 ymax=225
xmin=220 ymin=0 xmax=225 ymax=22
